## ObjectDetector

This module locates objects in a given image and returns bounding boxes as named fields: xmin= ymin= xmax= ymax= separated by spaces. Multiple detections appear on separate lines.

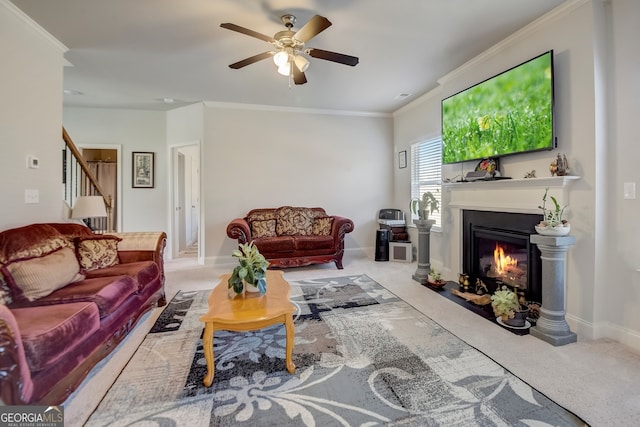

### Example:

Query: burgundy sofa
xmin=226 ymin=206 xmax=354 ymax=269
xmin=0 ymin=223 xmax=166 ymax=405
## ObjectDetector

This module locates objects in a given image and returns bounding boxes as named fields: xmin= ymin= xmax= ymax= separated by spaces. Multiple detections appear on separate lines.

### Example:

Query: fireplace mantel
xmin=444 ymin=175 xmax=580 ymax=190
xmin=443 ymin=175 xmax=580 ymax=278
xmin=444 ymin=176 xmax=580 ymax=214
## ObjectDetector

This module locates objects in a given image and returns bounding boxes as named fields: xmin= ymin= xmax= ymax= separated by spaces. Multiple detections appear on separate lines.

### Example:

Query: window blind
xmin=410 ymin=138 xmax=442 ymax=228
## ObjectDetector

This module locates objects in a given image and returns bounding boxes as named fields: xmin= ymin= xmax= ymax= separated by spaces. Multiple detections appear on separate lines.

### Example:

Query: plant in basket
xmin=490 ymin=285 xmax=529 ymax=327
xmin=228 ymin=242 xmax=269 ymax=297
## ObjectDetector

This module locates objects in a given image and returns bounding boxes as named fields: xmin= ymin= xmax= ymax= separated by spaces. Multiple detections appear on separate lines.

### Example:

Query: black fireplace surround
xmin=462 ymin=210 xmax=543 ymax=303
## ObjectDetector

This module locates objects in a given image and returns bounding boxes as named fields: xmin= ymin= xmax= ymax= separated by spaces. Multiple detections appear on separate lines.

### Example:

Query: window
xmin=410 ymin=137 xmax=442 ymax=228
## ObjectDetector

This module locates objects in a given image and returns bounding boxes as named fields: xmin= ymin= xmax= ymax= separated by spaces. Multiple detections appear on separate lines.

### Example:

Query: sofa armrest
xmin=330 ymin=216 xmax=355 ymax=242
xmin=227 ymin=218 xmax=251 ymax=244
xmin=112 ymin=231 xmax=167 ymax=264
xmin=0 ymin=305 xmax=33 ymax=405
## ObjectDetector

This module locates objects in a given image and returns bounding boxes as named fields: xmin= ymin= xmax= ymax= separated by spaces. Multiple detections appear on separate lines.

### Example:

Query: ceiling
xmin=11 ymin=0 xmax=567 ymax=114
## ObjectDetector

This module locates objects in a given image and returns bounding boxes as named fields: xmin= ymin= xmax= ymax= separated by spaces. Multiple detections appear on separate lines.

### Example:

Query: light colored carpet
xmin=85 ymin=275 xmax=585 ymax=426
xmin=61 ymin=255 xmax=640 ymax=426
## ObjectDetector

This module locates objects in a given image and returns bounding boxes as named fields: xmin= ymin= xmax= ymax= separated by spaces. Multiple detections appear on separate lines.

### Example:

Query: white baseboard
xmin=567 ymin=314 xmax=640 ymax=352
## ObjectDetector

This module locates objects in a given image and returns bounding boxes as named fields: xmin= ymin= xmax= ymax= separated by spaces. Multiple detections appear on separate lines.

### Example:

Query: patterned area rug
xmin=86 ymin=275 xmax=587 ymax=426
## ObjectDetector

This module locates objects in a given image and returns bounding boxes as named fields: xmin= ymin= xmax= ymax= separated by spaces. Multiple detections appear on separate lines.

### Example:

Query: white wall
xmin=393 ymin=0 xmax=640 ymax=349
xmin=0 ymin=1 xmax=67 ymax=230
xmin=63 ymin=108 xmax=168 ymax=232
xmin=600 ymin=0 xmax=640 ymax=345
xmin=201 ymin=104 xmax=393 ymax=264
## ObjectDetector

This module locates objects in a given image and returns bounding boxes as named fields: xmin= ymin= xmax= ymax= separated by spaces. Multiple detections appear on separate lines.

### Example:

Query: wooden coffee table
xmin=199 ymin=270 xmax=296 ymax=386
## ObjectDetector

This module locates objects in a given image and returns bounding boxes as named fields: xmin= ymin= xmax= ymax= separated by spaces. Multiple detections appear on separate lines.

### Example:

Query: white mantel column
xmin=529 ymin=234 xmax=577 ymax=346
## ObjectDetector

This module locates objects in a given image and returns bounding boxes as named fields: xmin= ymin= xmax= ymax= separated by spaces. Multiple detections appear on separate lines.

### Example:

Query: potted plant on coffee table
xmin=490 ymin=286 xmax=529 ymax=328
xmin=228 ymin=242 xmax=269 ymax=297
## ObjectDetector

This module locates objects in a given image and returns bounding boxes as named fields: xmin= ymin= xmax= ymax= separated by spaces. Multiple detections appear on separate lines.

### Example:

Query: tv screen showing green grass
xmin=442 ymin=50 xmax=554 ymax=164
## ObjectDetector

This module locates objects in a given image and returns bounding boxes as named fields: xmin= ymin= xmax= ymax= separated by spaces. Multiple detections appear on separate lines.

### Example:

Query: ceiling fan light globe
xmin=294 ymin=55 xmax=310 ymax=72
xmin=277 ymin=63 xmax=291 ymax=76
xmin=273 ymin=51 xmax=289 ymax=66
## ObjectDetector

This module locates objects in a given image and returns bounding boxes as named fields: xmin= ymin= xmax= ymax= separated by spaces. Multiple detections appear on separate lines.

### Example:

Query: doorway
xmin=79 ymin=145 xmax=122 ymax=232
xmin=170 ymin=142 xmax=203 ymax=262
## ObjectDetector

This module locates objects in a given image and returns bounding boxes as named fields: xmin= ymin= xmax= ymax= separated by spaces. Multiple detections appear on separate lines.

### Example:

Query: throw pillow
xmin=75 ymin=235 xmax=122 ymax=272
xmin=0 ymin=275 xmax=12 ymax=305
xmin=312 ymin=216 xmax=334 ymax=236
xmin=276 ymin=207 xmax=314 ymax=236
xmin=246 ymin=210 xmax=277 ymax=223
xmin=251 ymin=219 xmax=277 ymax=239
xmin=5 ymin=247 xmax=84 ymax=301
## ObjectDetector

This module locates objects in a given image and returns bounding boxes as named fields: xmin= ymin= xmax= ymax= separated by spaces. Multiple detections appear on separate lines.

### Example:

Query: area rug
xmin=86 ymin=275 xmax=587 ymax=426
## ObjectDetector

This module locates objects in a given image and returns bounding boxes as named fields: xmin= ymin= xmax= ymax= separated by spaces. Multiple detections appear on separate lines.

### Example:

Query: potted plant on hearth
xmin=427 ymin=268 xmax=446 ymax=288
xmin=410 ymin=191 xmax=439 ymax=222
xmin=228 ymin=242 xmax=269 ymax=297
xmin=490 ymin=286 xmax=529 ymax=327
xmin=535 ymin=187 xmax=570 ymax=236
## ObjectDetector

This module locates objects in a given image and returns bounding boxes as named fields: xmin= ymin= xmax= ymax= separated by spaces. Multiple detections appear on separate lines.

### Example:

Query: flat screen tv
xmin=441 ymin=50 xmax=555 ymax=165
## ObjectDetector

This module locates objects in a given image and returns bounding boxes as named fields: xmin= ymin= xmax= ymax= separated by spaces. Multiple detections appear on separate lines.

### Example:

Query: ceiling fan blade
xmin=228 ymin=52 xmax=273 ymax=69
xmin=293 ymin=15 xmax=332 ymax=43
xmin=292 ymin=64 xmax=307 ymax=85
xmin=220 ymin=23 xmax=275 ymax=43
xmin=307 ymin=48 xmax=359 ymax=66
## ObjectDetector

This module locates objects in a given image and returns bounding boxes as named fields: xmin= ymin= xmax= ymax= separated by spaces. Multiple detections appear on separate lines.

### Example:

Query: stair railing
xmin=62 ymin=127 xmax=113 ymax=233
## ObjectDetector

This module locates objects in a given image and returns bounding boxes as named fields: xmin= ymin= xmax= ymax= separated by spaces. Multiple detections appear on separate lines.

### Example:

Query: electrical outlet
xmin=25 ymin=189 xmax=39 ymax=204
xmin=623 ymin=182 xmax=636 ymax=200
xmin=27 ymin=155 xmax=39 ymax=169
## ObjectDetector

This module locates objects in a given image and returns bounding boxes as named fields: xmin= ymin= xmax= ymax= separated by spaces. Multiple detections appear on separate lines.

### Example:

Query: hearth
xmin=462 ymin=210 xmax=543 ymax=303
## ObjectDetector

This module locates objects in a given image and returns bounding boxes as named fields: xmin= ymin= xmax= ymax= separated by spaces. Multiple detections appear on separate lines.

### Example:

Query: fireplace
xmin=462 ymin=210 xmax=543 ymax=303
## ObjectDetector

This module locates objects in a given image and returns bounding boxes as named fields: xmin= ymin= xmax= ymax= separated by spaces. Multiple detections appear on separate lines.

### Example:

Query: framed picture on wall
xmin=132 ymin=152 xmax=154 ymax=188
xmin=398 ymin=150 xmax=407 ymax=169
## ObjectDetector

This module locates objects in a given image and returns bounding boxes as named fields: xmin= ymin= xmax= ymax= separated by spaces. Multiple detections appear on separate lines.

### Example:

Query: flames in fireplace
xmin=481 ymin=242 xmax=527 ymax=289
xmin=494 ymin=244 xmax=518 ymax=276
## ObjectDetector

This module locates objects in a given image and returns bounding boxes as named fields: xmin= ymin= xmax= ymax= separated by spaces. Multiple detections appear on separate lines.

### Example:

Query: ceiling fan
xmin=220 ymin=14 xmax=359 ymax=85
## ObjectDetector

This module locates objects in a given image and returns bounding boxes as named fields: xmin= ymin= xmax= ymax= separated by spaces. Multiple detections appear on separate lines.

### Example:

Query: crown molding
xmin=203 ymin=101 xmax=391 ymax=118
xmin=437 ymin=0 xmax=589 ymax=86
xmin=392 ymin=85 xmax=442 ymax=117
xmin=1 ymin=0 xmax=68 ymax=53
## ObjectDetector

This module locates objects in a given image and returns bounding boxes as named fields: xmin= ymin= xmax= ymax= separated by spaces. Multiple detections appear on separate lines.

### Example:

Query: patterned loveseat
xmin=226 ymin=206 xmax=354 ymax=269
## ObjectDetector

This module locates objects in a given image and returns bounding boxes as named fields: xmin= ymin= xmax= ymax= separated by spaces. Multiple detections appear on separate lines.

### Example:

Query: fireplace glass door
xmin=474 ymin=230 xmax=529 ymax=291
xmin=463 ymin=210 xmax=543 ymax=303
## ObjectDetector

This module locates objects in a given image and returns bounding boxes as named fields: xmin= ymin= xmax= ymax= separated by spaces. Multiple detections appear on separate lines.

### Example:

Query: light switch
xmin=623 ymin=182 xmax=636 ymax=200
xmin=25 ymin=189 xmax=39 ymax=204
